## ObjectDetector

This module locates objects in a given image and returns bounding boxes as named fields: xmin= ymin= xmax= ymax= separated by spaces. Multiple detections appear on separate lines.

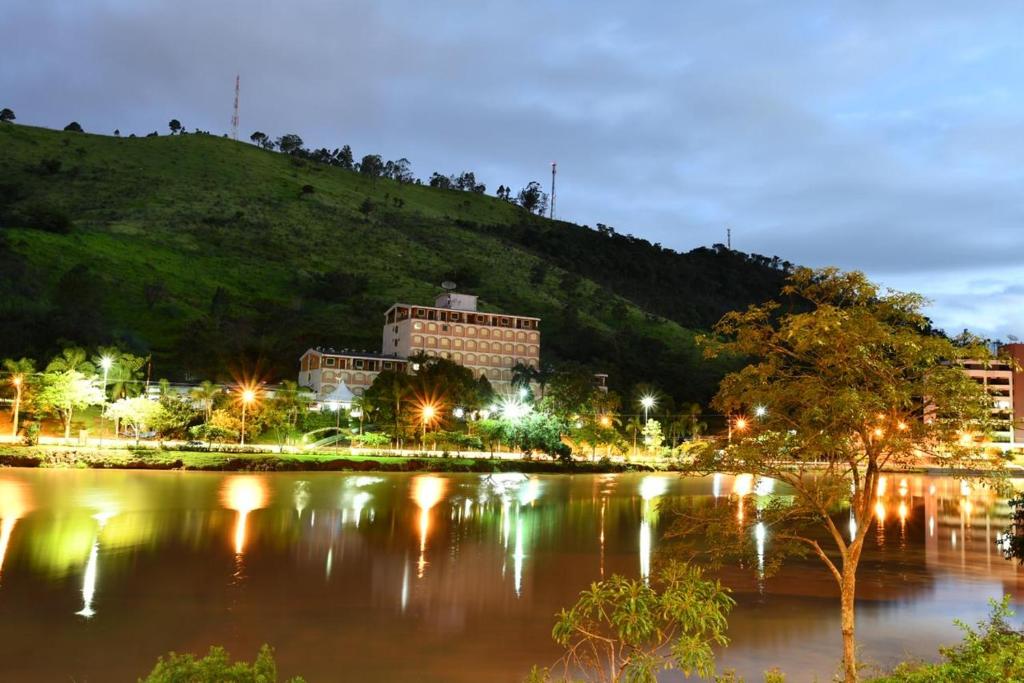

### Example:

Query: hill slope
xmin=0 ymin=123 xmax=789 ymax=403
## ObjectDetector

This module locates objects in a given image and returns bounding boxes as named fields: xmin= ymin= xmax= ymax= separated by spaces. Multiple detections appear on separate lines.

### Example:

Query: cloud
xmin=2 ymin=0 xmax=1021 ymax=336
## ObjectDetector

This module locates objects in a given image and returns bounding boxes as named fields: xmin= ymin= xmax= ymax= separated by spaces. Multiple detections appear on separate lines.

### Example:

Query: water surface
xmin=0 ymin=470 xmax=1020 ymax=681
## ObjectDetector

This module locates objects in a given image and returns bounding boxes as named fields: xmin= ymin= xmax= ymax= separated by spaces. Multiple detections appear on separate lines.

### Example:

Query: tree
xmin=46 ymin=346 xmax=94 ymax=375
xmin=3 ymin=357 xmax=35 ymax=438
xmin=429 ymin=172 xmax=453 ymax=189
xmin=517 ymin=181 xmax=548 ymax=215
xmin=641 ymin=419 xmax=663 ymax=453
xmin=384 ymin=158 xmax=414 ymax=183
xmin=530 ymin=561 xmax=733 ymax=683
xmin=190 ymin=380 xmax=221 ymax=425
xmin=249 ymin=131 xmax=267 ymax=146
xmin=106 ymin=396 xmax=165 ymax=445
xmin=268 ymin=380 xmax=309 ymax=440
xmin=337 ymin=145 xmax=354 ymax=170
xmin=168 ymin=119 xmax=182 ymax=135
xmin=141 ymin=644 xmax=305 ymax=683
xmin=510 ymin=362 xmax=537 ymax=393
xmin=0 ymin=108 xmax=14 ymax=123
xmin=624 ymin=416 xmax=642 ymax=458
xmin=685 ymin=268 xmax=997 ymax=682
xmin=63 ymin=121 xmax=83 ymax=132
xmin=359 ymin=154 xmax=384 ymax=178
xmin=363 ymin=370 xmax=414 ymax=446
xmin=276 ymin=133 xmax=304 ymax=155
xmin=92 ymin=348 xmax=148 ymax=400
xmin=541 ymin=363 xmax=597 ymax=419
xmin=36 ymin=370 xmax=104 ymax=441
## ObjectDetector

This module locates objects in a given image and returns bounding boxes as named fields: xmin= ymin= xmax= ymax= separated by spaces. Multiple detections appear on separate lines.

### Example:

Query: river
xmin=0 ymin=470 xmax=1020 ymax=681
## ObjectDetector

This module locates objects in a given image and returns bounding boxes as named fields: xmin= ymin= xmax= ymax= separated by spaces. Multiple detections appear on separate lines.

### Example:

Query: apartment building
xmin=1001 ymin=343 xmax=1024 ymax=442
xmin=961 ymin=357 xmax=1014 ymax=442
xmin=299 ymin=290 xmax=542 ymax=399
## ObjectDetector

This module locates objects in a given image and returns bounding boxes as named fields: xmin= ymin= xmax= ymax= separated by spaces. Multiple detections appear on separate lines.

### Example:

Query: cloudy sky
xmin=3 ymin=1 xmax=1022 ymax=338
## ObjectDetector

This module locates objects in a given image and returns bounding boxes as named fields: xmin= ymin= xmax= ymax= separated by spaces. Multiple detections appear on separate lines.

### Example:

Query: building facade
xmin=961 ymin=357 xmax=1014 ymax=442
xmin=299 ymin=291 xmax=541 ymax=399
xmin=299 ymin=348 xmax=409 ymax=399
xmin=1001 ymin=343 xmax=1024 ymax=442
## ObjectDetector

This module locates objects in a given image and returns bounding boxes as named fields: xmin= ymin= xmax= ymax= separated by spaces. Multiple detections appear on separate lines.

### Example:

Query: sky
xmin=3 ymin=1 xmax=1023 ymax=339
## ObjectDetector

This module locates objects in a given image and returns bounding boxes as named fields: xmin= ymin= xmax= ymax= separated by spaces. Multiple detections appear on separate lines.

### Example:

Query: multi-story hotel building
xmin=299 ymin=291 xmax=541 ymax=400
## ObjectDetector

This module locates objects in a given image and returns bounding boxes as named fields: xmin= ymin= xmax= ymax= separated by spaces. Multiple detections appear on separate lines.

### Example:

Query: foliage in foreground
xmin=869 ymin=597 xmax=1024 ymax=683
xmin=140 ymin=644 xmax=305 ymax=683
xmin=528 ymin=561 xmax=734 ymax=683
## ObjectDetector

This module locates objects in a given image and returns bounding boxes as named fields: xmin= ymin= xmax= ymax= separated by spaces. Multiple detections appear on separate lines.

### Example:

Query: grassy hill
xmin=0 ymin=122 xmax=789 ymax=404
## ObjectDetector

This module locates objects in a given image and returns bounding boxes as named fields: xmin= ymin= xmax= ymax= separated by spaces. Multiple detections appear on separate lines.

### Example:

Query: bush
xmin=141 ymin=644 xmax=305 ymax=683
xmin=14 ymin=202 xmax=73 ymax=233
xmin=870 ymin=597 xmax=1024 ymax=682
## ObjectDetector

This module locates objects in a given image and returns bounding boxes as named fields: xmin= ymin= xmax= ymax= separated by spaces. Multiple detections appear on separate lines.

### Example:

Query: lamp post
xmin=728 ymin=416 xmax=748 ymax=445
xmin=640 ymin=395 xmax=656 ymax=424
xmin=99 ymin=356 xmax=112 ymax=446
xmin=240 ymin=389 xmax=256 ymax=446
xmin=329 ymin=401 xmax=341 ymax=452
xmin=421 ymin=404 xmax=435 ymax=450
xmin=10 ymin=375 xmax=22 ymax=440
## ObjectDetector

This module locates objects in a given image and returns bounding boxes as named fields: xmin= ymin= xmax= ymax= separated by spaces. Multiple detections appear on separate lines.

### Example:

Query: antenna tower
xmin=549 ymin=161 xmax=557 ymax=220
xmin=726 ymin=227 xmax=732 ymax=250
xmin=231 ymin=74 xmax=240 ymax=141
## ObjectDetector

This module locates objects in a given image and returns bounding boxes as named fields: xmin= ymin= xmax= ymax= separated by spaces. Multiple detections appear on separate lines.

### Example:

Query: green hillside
xmin=0 ymin=122 xmax=789 ymax=403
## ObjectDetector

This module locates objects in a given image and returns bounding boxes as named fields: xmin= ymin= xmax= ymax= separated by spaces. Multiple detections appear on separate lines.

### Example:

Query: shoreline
xmin=0 ymin=446 xmax=653 ymax=475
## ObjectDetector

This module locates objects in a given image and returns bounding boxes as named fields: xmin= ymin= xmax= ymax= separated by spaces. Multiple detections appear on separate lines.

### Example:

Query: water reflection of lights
xmin=221 ymin=476 xmax=269 ymax=555
xmin=412 ymin=475 xmax=447 ymax=578
xmin=875 ymin=501 xmax=886 ymax=524
xmin=712 ymin=473 xmax=722 ymax=499
xmin=293 ymin=481 xmax=310 ymax=518
xmin=513 ymin=514 xmax=525 ymax=597
xmin=639 ymin=476 xmax=670 ymax=581
xmin=849 ymin=513 xmax=857 ymax=541
xmin=76 ymin=512 xmax=114 ymax=619
xmin=352 ymin=492 xmax=371 ymax=527
xmin=876 ymin=476 xmax=887 ymax=497
xmin=754 ymin=477 xmax=775 ymax=497
xmin=732 ymin=474 xmax=753 ymax=498
xmin=754 ymin=522 xmax=766 ymax=579
xmin=0 ymin=478 xmax=32 ymax=579
xmin=518 ymin=478 xmax=541 ymax=506
xmin=898 ymin=501 xmax=908 ymax=524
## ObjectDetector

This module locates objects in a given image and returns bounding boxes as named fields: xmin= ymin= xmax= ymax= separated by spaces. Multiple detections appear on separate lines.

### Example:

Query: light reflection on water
xmin=0 ymin=470 xmax=1020 ymax=682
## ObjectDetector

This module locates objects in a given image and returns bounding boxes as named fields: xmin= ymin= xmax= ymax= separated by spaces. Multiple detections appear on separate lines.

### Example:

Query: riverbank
xmin=0 ymin=445 xmax=653 ymax=474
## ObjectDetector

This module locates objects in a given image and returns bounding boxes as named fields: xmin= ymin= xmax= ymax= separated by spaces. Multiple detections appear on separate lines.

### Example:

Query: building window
xmin=414 ymin=322 xmax=423 ymax=330
xmin=355 ymin=360 xmax=364 ymax=369
xmin=325 ymin=358 xmax=336 ymax=367
xmin=442 ymin=324 xmax=449 ymax=332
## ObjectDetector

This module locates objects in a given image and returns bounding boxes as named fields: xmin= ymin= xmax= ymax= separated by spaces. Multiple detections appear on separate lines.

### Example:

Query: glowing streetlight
xmin=239 ymin=387 xmax=257 ymax=446
xmin=419 ymin=403 xmax=439 ymax=446
xmin=453 ymin=407 xmax=465 ymax=419
xmin=518 ymin=386 xmax=529 ymax=400
xmin=735 ymin=418 xmax=748 ymax=431
xmin=10 ymin=375 xmax=23 ymax=440
xmin=99 ymin=356 xmax=113 ymax=446
xmin=728 ymin=416 xmax=748 ymax=444
xmin=640 ymin=395 xmax=656 ymax=423
xmin=599 ymin=415 xmax=612 ymax=428
xmin=754 ymin=405 xmax=767 ymax=418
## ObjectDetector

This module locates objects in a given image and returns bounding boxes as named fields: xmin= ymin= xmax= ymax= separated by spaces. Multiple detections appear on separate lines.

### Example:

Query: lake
xmin=0 ymin=470 xmax=1020 ymax=681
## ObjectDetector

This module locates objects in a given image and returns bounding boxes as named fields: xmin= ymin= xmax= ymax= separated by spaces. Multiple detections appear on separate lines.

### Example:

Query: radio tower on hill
xmin=230 ymin=75 xmax=240 ymax=141
xmin=549 ymin=161 xmax=557 ymax=220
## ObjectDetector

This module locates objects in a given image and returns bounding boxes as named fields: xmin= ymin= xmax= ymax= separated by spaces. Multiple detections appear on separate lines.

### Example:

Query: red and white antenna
xmin=549 ymin=161 xmax=557 ymax=220
xmin=230 ymin=74 xmax=240 ymax=140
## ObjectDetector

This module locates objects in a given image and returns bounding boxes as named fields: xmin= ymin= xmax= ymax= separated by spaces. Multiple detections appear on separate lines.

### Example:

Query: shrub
xmin=141 ymin=644 xmax=305 ymax=683
xmin=870 ymin=597 xmax=1024 ymax=682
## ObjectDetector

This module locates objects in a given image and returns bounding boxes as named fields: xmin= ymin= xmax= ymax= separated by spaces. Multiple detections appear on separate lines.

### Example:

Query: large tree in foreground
xmin=683 ymin=268 xmax=997 ymax=682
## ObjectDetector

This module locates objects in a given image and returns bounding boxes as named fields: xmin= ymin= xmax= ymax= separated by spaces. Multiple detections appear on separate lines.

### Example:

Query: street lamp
xmin=328 ymin=401 xmax=341 ymax=452
xmin=99 ymin=356 xmax=113 ymax=446
xmin=421 ymin=403 xmax=437 ymax=448
xmin=728 ymin=415 xmax=748 ymax=444
xmin=640 ymin=395 xmax=656 ymax=424
xmin=240 ymin=388 xmax=256 ymax=446
xmin=453 ymin=407 xmax=465 ymax=419
xmin=10 ymin=375 xmax=22 ymax=439
xmin=754 ymin=405 xmax=767 ymax=418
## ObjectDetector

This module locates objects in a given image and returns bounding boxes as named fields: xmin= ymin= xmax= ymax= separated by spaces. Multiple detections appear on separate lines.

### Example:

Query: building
xmin=961 ymin=357 xmax=1014 ymax=443
xmin=299 ymin=348 xmax=409 ymax=400
xmin=1001 ymin=343 xmax=1024 ymax=442
xmin=299 ymin=291 xmax=541 ymax=399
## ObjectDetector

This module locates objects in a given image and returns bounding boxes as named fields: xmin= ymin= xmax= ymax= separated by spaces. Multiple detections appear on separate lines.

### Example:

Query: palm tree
xmin=684 ymin=403 xmax=707 ymax=441
xmin=46 ymin=347 xmax=94 ymax=375
xmin=272 ymin=380 xmax=308 ymax=430
xmin=3 ymin=357 xmax=35 ymax=438
xmin=351 ymin=394 xmax=375 ymax=435
xmin=510 ymin=362 xmax=536 ymax=392
xmin=190 ymin=380 xmax=221 ymax=425
xmin=625 ymin=416 xmax=643 ymax=460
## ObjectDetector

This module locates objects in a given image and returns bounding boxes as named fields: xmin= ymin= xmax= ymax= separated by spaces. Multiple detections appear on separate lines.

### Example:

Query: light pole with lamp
xmin=99 ymin=356 xmax=113 ymax=446
xmin=421 ymin=404 xmax=436 ymax=450
xmin=329 ymin=401 xmax=341 ymax=452
xmin=640 ymin=395 xmax=656 ymax=424
xmin=240 ymin=388 xmax=256 ymax=446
